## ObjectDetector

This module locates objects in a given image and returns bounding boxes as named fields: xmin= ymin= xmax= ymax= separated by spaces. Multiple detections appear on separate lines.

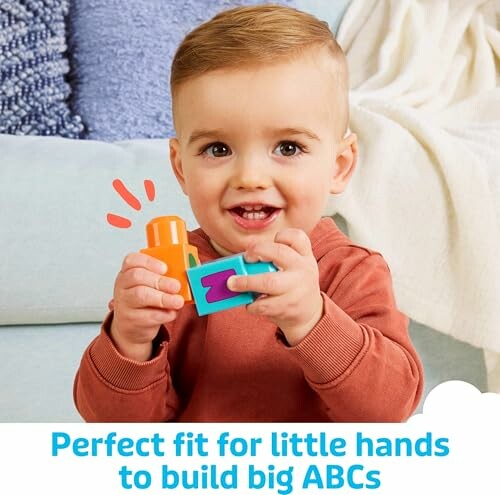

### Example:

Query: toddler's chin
xmin=208 ymin=238 xmax=237 ymax=257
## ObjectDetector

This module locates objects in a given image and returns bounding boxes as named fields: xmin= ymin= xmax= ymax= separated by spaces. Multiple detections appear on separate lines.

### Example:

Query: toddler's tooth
xmin=242 ymin=210 xmax=267 ymax=220
xmin=241 ymin=205 xmax=265 ymax=212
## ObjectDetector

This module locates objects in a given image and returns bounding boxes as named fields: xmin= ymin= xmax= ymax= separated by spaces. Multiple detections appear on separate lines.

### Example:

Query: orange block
xmin=140 ymin=216 xmax=200 ymax=303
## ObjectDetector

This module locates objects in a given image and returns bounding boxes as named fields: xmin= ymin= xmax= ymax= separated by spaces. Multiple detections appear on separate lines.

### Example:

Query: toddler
xmin=74 ymin=4 xmax=423 ymax=422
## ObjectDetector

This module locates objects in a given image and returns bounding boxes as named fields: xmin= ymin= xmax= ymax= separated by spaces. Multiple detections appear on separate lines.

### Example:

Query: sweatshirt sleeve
xmin=284 ymin=253 xmax=424 ymax=422
xmin=73 ymin=313 xmax=179 ymax=422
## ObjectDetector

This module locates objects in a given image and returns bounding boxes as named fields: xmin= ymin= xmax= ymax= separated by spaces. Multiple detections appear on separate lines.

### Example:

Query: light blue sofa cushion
xmin=0 ymin=134 xmax=197 ymax=325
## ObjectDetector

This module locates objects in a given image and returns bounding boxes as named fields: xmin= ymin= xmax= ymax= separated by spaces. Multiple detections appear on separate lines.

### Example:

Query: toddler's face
xmin=170 ymin=49 xmax=355 ymax=255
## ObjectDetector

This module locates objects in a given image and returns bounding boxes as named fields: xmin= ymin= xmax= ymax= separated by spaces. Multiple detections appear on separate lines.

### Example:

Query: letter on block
xmin=187 ymin=254 xmax=277 ymax=316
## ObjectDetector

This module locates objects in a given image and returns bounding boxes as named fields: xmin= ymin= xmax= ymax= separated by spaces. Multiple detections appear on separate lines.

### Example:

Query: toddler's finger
xmin=156 ymin=276 xmax=181 ymax=294
xmin=246 ymin=293 xmax=281 ymax=318
xmin=126 ymin=286 xmax=184 ymax=310
xmin=274 ymin=228 xmax=312 ymax=257
xmin=244 ymin=239 xmax=295 ymax=269
xmin=145 ymin=308 xmax=179 ymax=325
xmin=120 ymin=267 xmax=181 ymax=293
xmin=121 ymin=252 xmax=167 ymax=275
xmin=158 ymin=291 xmax=185 ymax=310
xmin=227 ymin=271 xmax=287 ymax=296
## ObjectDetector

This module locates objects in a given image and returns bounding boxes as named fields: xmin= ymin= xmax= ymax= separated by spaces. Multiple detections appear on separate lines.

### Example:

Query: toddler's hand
xmin=110 ymin=252 xmax=185 ymax=361
xmin=227 ymin=228 xmax=323 ymax=346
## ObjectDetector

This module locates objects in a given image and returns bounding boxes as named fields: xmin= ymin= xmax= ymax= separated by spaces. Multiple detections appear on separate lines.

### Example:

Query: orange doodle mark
xmin=107 ymin=178 xmax=158 ymax=229
xmin=144 ymin=179 xmax=155 ymax=201
xmin=107 ymin=213 xmax=132 ymax=229
xmin=112 ymin=178 xmax=142 ymax=210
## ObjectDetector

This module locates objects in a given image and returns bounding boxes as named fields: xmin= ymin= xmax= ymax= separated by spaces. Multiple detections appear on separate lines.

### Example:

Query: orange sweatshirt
xmin=74 ymin=218 xmax=423 ymax=422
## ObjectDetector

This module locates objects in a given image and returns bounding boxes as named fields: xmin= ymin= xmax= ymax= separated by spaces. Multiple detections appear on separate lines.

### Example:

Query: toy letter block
xmin=140 ymin=216 xmax=200 ymax=303
xmin=187 ymin=254 xmax=277 ymax=316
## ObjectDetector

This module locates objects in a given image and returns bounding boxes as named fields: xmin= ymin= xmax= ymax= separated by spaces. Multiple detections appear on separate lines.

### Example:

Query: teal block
xmin=186 ymin=254 xmax=277 ymax=316
xmin=244 ymin=259 xmax=277 ymax=276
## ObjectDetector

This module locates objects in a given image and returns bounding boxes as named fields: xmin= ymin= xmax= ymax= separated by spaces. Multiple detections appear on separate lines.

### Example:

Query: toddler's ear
xmin=169 ymin=138 xmax=188 ymax=195
xmin=330 ymin=132 xmax=358 ymax=194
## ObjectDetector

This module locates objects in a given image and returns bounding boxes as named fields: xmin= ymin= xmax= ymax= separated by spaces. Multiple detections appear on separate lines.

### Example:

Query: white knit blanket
xmin=329 ymin=0 xmax=500 ymax=388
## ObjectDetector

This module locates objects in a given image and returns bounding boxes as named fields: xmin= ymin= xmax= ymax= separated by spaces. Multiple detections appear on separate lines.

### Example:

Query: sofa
xmin=0 ymin=134 xmax=488 ymax=421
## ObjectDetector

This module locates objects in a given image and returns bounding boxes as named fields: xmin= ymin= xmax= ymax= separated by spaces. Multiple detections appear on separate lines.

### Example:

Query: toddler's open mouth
xmin=228 ymin=204 xmax=281 ymax=229
xmin=230 ymin=205 xmax=277 ymax=220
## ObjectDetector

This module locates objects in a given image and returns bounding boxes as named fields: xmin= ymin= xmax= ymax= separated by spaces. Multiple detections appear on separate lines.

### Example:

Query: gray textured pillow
xmin=0 ymin=1 xmax=84 ymax=137
xmin=67 ymin=0 xmax=296 ymax=141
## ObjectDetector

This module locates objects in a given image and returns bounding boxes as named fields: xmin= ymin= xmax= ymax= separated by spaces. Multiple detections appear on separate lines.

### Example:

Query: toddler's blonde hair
xmin=171 ymin=4 xmax=349 ymax=135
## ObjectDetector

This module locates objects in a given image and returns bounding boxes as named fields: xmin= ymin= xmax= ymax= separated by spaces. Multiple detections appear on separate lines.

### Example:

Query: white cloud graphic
xmin=408 ymin=380 xmax=500 ymax=424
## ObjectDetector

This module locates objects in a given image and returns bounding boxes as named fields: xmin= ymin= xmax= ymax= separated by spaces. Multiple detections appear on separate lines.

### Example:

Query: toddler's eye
xmin=203 ymin=142 xmax=231 ymax=157
xmin=274 ymin=141 xmax=303 ymax=157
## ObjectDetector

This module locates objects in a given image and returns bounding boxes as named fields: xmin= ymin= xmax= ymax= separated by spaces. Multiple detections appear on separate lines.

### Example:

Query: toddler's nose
xmin=230 ymin=155 xmax=272 ymax=190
